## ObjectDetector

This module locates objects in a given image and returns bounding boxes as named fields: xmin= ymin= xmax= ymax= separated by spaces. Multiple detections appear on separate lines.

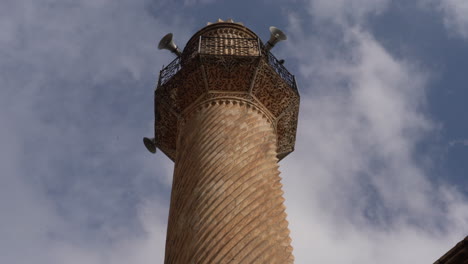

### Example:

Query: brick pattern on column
xmin=164 ymin=100 xmax=294 ymax=264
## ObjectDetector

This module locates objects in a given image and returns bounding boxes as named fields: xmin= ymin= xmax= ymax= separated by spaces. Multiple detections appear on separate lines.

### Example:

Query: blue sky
xmin=1 ymin=0 xmax=468 ymax=263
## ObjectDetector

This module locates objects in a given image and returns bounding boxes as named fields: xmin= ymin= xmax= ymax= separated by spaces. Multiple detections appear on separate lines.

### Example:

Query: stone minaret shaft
xmin=152 ymin=20 xmax=299 ymax=264
xmin=165 ymin=102 xmax=292 ymax=263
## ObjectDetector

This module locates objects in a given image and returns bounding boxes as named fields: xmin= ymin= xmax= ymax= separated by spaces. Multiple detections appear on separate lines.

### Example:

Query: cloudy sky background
xmin=1 ymin=0 xmax=468 ymax=263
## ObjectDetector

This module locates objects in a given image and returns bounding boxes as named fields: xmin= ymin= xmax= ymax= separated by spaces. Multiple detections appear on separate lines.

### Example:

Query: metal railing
xmin=159 ymin=56 xmax=181 ymax=86
xmin=266 ymin=52 xmax=298 ymax=93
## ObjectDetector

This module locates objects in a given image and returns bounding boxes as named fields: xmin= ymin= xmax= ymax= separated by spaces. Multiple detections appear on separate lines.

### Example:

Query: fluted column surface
xmin=164 ymin=100 xmax=294 ymax=264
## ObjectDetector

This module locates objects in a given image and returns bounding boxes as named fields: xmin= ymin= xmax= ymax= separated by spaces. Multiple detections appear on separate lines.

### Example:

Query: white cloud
xmin=279 ymin=3 xmax=468 ymax=263
xmin=419 ymin=0 xmax=468 ymax=39
xmin=307 ymin=0 xmax=390 ymax=25
xmin=449 ymin=139 xmax=468 ymax=146
xmin=183 ymin=0 xmax=217 ymax=6
xmin=438 ymin=0 xmax=468 ymax=39
xmin=0 ymin=0 xmax=185 ymax=263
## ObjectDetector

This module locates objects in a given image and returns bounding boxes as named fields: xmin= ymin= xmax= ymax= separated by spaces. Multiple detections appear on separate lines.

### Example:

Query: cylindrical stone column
xmin=164 ymin=100 xmax=293 ymax=263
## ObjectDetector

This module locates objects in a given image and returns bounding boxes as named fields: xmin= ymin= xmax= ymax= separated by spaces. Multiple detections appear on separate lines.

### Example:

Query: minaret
xmin=146 ymin=19 xmax=300 ymax=263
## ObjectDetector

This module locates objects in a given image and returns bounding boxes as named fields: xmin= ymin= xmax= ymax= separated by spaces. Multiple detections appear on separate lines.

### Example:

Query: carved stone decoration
xmin=202 ymin=56 xmax=259 ymax=92
xmin=154 ymin=100 xmax=178 ymax=160
xmin=276 ymin=98 xmax=300 ymax=159
xmin=171 ymin=60 xmax=206 ymax=113
xmin=251 ymin=60 xmax=297 ymax=117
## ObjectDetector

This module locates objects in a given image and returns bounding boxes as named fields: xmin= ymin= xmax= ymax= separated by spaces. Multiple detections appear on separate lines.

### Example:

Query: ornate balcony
xmin=154 ymin=23 xmax=299 ymax=161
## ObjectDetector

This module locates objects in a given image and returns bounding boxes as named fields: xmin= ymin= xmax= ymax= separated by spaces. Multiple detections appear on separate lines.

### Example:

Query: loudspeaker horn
xmin=143 ymin=137 xmax=157 ymax=154
xmin=264 ymin=26 xmax=287 ymax=52
xmin=158 ymin=33 xmax=182 ymax=57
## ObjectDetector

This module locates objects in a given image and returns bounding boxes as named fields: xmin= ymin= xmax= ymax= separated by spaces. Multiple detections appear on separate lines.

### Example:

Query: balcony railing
xmin=159 ymin=56 xmax=181 ymax=86
xmin=158 ymin=37 xmax=297 ymax=93
xmin=266 ymin=52 xmax=298 ymax=94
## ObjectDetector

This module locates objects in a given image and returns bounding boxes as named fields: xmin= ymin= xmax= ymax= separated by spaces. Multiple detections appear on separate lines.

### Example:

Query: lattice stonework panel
xmin=251 ymin=61 xmax=297 ymax=118
xmin=154 ymin=101 xmax=178 ymax=160
xmin=171 ymin=61 xmax=206 ymax=113
xmin=199 ymin=37 xmax=259 ymax=56
xmin=202 ymin=56 xmax=259 ymax=92
xmin=276 ymin=99 xmax=299 ymax=158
